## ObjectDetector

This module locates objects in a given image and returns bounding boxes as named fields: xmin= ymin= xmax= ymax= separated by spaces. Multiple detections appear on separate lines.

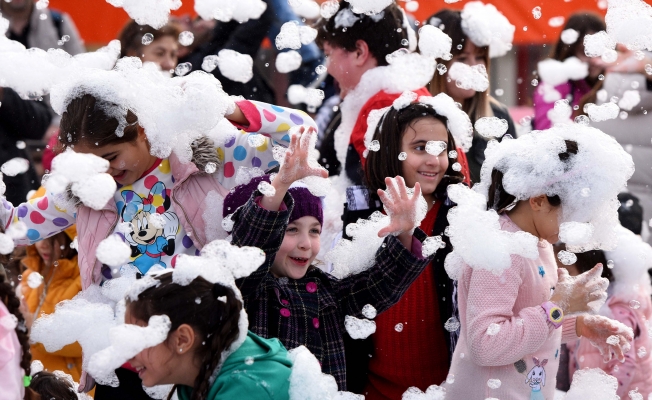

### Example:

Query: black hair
xmin=28 ymin=371 xmax=78 ymax=400
xmin=552 ymin=12 xmax=606 ymax=62
xmin=118 ymin=20 xmax=181 ymax=59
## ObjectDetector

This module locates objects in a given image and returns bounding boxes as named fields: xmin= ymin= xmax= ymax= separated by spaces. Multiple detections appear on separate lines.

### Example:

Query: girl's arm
xmin=1 ymin=191 xmax=76 ymax=246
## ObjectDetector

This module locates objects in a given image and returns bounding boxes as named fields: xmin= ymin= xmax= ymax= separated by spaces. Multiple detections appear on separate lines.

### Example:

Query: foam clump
xmin=1 ymin=157 xmax=29 ymax=177
xmin=194 ymin=0 xmax=267 ymax=23
xmin=419 ymin=94 xmax=474 ymax=152
xmin=275 ymin=21 xmax=317 ymax=50
xmin=586 ymin=102 xmax=620 ymax=122
xmin=562 ymin=368 xmax=619 ymax=399
xmin=106 ymin=0 xmax=181 ymax=29
xmin=584 ymin=31 xmax=617 ymax=62
xmin=618 ymin=90 xmax=641 ymax=111
xmin=50 ymin=58 xmax=232 ymax=164
xmin=422 ymin=236 xmax=446 ymax=258
xmin=143 ymin=385 xmax=174 ymax=400
xmin=393 ymin=91 xmax=419 ymax=111
xmin=444 ymin=183 xmax=540 ymax=280
xmin=96 ymin=234 xmax=132 ymax=268
xmin=45 ymin=149 xmax=116 ymax=210
xmin=402 ymin=384 xmax=446 ymax=400
xmin=537 ymin=57 xmax=588 ymax=87
xmin=561 ymin=29 xmax=580 ymax=44
xmin=87 ymin=314 xmax=171 ymax=386
xmin=547 ymin=99 xmax=573 ymax=126
xmin=448 ymin=62 xmax=489 ymax=93
xmin=474 ymin=124 xmax=634 ymax=252
xmin=287 ymin=345 xmax=362 ymax=400
xmin=475 ymin=117 xmax=508 ymax=139
xmin=0 ymin=233 xmax=15 ymax=255
xmin=605 ymin=225 xmax=652 ymax=298
xmin=361 ymin=304 xmax=377 ymax=319
xmin=418 ymin=24 xmax=453 ymax=60
xmin=460 ymin=1 xmax=515 ymax=58
xmin=213 ymin=49 xmax=253 ymax=83
xmin=288 ymin=85 xmax=325 ymax=112
xmin=290 ymin=0 xmax=321 ymax=19
xmin=344 ymin=0 xmax=392 ymax=15
xmin=604 ymin=0 xmax=652 ymax=52
xmin=276 ymin=50 xmax=303 ymax=73
xmin=344 ymin=315 xmax=376 ymax=339
xmin=557 ymin=250 xmax=578 ymax=266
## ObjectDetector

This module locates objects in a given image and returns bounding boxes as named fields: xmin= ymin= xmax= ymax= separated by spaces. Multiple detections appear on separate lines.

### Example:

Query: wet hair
xmin=118 ymin=20 xmax=181 ymax=59
xmin=552 ymin=12 xmax=606 ymax=62
xmin=425 ymin=9 xmax=492 ymax=123
xmin=58 ymin=93 xmax=140 ymax=151
xmin=0 ymin=264 xmax=31 ymax=377
xmin=364 ymin=103 xmax=465 ymax=198
xmin=486 ymin=140 xmax=579 ymax=212
xmin=28 ymin=371 xmax=77 ymax=400
xmin=127 ymin=272 xmax=242 ymax=400
xmin=315 ymin=2 xmax=409 ymax=67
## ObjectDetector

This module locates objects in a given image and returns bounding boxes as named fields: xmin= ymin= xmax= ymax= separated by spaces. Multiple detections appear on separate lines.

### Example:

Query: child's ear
xmin=354 ymin=40 xmax=372 ymax=66
xmin=173 ymin=324 xmax=197 ymax=353
xmin=529 ymin=195 xmax=547 ymax=212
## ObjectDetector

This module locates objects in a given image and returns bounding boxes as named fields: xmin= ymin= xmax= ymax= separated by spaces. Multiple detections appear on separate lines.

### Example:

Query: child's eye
xmin=106 ymin=156 xmax=117 ymax=162
xmin=414 ymin=146 xmax=425 ymax=151
xmin=286 ymin=227 xmax=298 ymax=233
xmin=310 ymin=228 xmax=321 ymax=235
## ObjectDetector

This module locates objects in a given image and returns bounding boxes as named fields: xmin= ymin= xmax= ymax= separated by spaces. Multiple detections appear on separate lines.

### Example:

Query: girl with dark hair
xmin=425 ymin=6 xmax=517 ymax=184
xmin=533 ymin=12 xmax=606 ymax=130
xmin=118 ymin=20 xmax=181 ymax=74
xmin=361 ymin=100 xmax=470 ymax=399
xmin=126 ymin=272 xmax=292 ymax=400
xmin=225 ymin=127 xmax=435 ymax=391
xmin=28 ymin=370 xmax=82 ymax=400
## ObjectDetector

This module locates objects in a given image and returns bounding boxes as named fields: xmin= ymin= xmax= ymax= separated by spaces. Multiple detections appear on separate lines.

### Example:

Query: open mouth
xmin=135 ymin=366 xmax=145 ymax=378
xmin=418 ymin=171 xmax=439 ymax=179
xmin=112 ymin=170 xmax=127 ymax=181
xmin=289 ymin=256 xmax=309 ymax=266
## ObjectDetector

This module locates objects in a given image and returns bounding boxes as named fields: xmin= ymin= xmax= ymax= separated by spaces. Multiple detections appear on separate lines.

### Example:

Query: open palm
xmin=377 ymin=176 xmax=423 ymax=237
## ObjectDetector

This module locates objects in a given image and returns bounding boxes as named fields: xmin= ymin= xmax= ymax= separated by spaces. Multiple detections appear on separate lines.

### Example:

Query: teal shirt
xmin=177 ymin=331 xmax=292 ymax=400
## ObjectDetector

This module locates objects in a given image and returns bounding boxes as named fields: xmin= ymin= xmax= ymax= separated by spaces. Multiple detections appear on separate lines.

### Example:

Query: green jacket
xmin=177 ymin=331 xmax=292 ymax=400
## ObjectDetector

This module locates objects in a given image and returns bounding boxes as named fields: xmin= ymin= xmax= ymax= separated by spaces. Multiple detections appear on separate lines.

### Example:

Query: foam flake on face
xmin=448 ymin=62 xmax=489 ymax=92
xmin=361 ymin=304 xmax=377 ymax=319
xmin=344 ymin=315 xmax=376 ymax=339
xmin=425 ymin=141 xmax=447 ymax=156
xmin=418 ymin=24 xmax=453 ymax=60
xmin=557 ymin=250 xmax=578 ymax=266
xmin=287 ymin=85 xmax=325 ymax=112
xmin=460 ymin=1 xmax=515 ymax=58
xmin=561 ymin=29 xmax=580 ymax=44
xmin=0 ymin=157 xmax=29 ymax=177
xmin=402 ymin=384 xmax=446 ymax=400
xmin=276 ymin=50 xmax=303 ymax=73
xmin=537 ymin=57 xmax=588 ymax=87
xmin=475 ymin=117 xmax=508 ymax=139
xmin=565 ymin=368 xmax=619 ymax=399
xmin=194 ymin=0 xmax=267 ymax=23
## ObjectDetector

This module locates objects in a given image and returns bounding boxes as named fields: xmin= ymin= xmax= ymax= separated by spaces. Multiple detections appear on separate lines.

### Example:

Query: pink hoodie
xmin=568 ymin=290 xmax=652 ymax=398
xmin=0 ymin=301 xmax=24 ymax=400
xmin=443 ymin=215 xmax=578 ymax=399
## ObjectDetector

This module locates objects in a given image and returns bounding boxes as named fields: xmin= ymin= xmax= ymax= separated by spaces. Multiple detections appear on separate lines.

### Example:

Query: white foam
xmin=402 ymin=385 xmax=447 ymax=400
xmin=584 ymin=31 xmax=617 ymax=62
xmin=561 ymin=29 xmax=580 ymax=44
xmin=586 ymin=102 xmax=620 ymax=122
xmin=418 ymin=24 xmax=453 ymax=60
xmin=194 ymin=0 xmax=267 ymax=23
xmin=276 ymin=50 xmax=303 ymax=73
xmin=344 ymin=315 xmax=376 ymax=339
xmin=537 ymin=57 xmax=588 ymax=87
xmin=0 ymin=157 xmax=29 ymax=177
xmin=460 ymin=1 xmax=515 ymax=58
xmin=105 ymin=0 xmax=181 ymax=29
xmin=475 ymin=117 xmax=509 ymax=139
xmin=563 ymin=368 xmax=619 ymax=399
xmin=604 ymin=0 xmax=652 ymax=52
xmin=419 ymin=94 xmax=474 ymax=152
xmin=343 ymin=0 xmax=392 ymax=15
xmin=618 ymin=90 xmax=641 ymax=111
xmin=214 ymin=49 xmax=253 ymax=83
xmin=96 ymin=234 xmax=132 ymax=268
xmin=447 ymin=62 xmax=489 ymax=92
xmin=287 ymin=85 xmax=325 ymax=112
xmin=290 ymin=0 xmax=321 ymax=19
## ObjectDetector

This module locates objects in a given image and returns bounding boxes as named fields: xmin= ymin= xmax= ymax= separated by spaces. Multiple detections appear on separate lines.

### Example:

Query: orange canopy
xmin=48 ymin=0 xmax=623 ymax=47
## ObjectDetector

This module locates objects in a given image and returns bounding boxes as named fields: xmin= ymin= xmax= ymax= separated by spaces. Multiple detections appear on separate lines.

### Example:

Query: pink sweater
xmin=568 ymin=289 xmax=652 ymax=398
xmin=443 ymin=215 xmax=578 ymax=399
xmin=0 ymin=302 xmax=24 ymax=400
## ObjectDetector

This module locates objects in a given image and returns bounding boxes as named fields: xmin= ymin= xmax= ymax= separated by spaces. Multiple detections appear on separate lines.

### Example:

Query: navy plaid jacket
xmin=233 ymin=192 xmax=433 ymax=390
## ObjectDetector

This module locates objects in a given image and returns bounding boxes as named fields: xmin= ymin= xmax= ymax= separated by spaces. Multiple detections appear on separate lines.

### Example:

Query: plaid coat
xmin=233 ymin=192 xmax=433 ymax=390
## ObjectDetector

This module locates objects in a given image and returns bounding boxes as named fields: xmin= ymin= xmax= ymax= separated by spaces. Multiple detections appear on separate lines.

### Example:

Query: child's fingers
xmin=577 ymin=264 xmax=604 ymax=284
xmin=395 ymin=175 xmax=408 ymax=200
xmin=377 ymin=224 xmax=394 ymax=238
xmin=386 ymin=177 xmax=400 ymax=200
xmin=557 ymin=267 xmax=570 ymax=282
xmin=377 ymin=188 xmax=390 ymax=206
xmin=612 ymin=344 xmax=625 ymax=363
xmin=412 ymin=182 xmax=421 ymax=202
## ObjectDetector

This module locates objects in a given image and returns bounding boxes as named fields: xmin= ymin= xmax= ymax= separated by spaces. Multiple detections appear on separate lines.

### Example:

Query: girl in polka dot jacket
xmin=0 ymin=93 xmax=314 ymax=394
xmin=225 ymin=128 xmax=435 ymax=391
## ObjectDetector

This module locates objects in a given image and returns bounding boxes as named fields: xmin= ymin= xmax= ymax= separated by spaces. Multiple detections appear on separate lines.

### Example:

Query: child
xmin=426 ymin=5 xmax=517 ymax=183
xmin=126 ymin=271 xmax=292 ymax=400
xmin=360 ymin=99 xmax=471 ymax=398
xmin=443 ymin=129 xmax=634 ymax=399
xmin=118 ymin=20 xmax=180 ymax=74
xmin=564 ymin=227 xmax=652 ymax=398
xmin=28 ymin=370 xmax=84 ymax=400
xmin=0 ymin=264 xmax=32 ymax=400
xmin=1 ymin=89 xmax=314 ymax=395
xmin=226 ymin=127 xmax=434 ymax=390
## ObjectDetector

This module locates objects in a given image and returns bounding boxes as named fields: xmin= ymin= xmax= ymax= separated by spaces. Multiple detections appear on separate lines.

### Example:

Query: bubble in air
xmin=27 ymin=272 xmax=44 ymax=289
xmin=398 ymin=152 xmax=407 ymax=161
xmin=448 ymin=150 xmax=458 ymax=159
xmin=637 ymin=346 xmax=647 ymax=358
xmin=395 ymin=323 xmax=404 ymax=332
xmin=362 ymin=304 xmax=377 ymax=319
xmin=315 ymin=65 xmax=326 ymax=74
xmin=532 ymin=6 xmax=541 ymax=19
xmin=175 ymin=62 xmax=192 ymax=76
xmin=142 ymin=33 xmax=154 ymax=45
xmin=607 ymin=260 xmax=614 ymax=269
xmin=495 ymin=88 xmax=504 ymax=96
xmin=368 ymin=140 xmax=380 ymax=152
xmin=452 ymin=162 xmax=462 ymax=172
xmin=446 ymin=374 xmax=455 ymax=384
xmin=179 ymin=31 xmax=195 ymax=46
xmin=244 ymin=356 xmax=255 ymax=365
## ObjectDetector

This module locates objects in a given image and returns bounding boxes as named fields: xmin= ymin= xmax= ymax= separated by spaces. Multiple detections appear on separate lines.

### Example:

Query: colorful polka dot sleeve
xmin=1 ymin=192 xmax=76 ymax=246
xmin=218 ymin=100 xmax=317 ymax=189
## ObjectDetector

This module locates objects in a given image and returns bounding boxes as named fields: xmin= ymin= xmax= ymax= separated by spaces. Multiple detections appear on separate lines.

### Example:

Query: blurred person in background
xmin=426 ymin=9 xmax=516 ymax=184
xmin=118 ymin=20 xmax=181 ymax=75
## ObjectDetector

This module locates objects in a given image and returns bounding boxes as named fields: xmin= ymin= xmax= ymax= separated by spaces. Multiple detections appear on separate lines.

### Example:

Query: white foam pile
xmin=343 ymin=0 xmax=392 ymax=15
xmin=87 ymin=315 xmax=172 ymax=386
xmin=96 ymin=234 xmax=132 ymax=268
xmin=201 ymin=49 xmax=253 ymax=83
xmin=0 ymin=230 xmax=15 ymax=254
xmin=0 ymin=157 xmax=29 ymax=177
xmin=275 ymin=21 xmax=318 ymax=51
xmin=289 ymin=0 xmax=321 ymax=19
xmin=194 ymin=0 xmax=267 ymax=23
xmin=460 ymin=1 xmax=515 ymax=58
xmin=585 ymin=102 xmax=620 ymax=122
xmin=447 ymin=62 xmax=489 ymax=93
xmin=605 ymin=224 xmax=652 ymax=299
xmin=618 ymin=90 xmax=641 ymax=111
xmin=418 ymin=24 xmax=453 ymax=60
xmin=419 ymin=95 xmax=474 ymax=152
xmin=344 ymin=315 xmax=376 ymax=339
xmin=106 ymin=0 xmax=180 ymax=29
xmin=604 ymin=0 xmax=652 ymax=52
xmin=393 ymin=91 xmax=418 ymax=111
xmin=50 ymin=57 xmax=233 ymax=163
xmin=562 ymin=368 xmax=619 ymax=399
xmin=0 ymin=16 xmax=120 ymax=99
xmin=444 ymin=183 xmax=540 ymax=279
xmin=537 ymin=57 xmax=588 ymax=87
xmin=584 ymin=31 xmax=618 ymax=63
xmin=276 ymin=50 xmax=303 ymax=73
xmin=474 ymin=124 xmax=634 ymax=252
xmin=402 ymin=384 xmax=447 ymax=400
xmin=287 ymin=346 xmax=363 ymax=400
xmin=44 ymin=149 xmax=117 ymax=211
xmin=475 ymin=117 xmax=508 ymax=139
xmin=561 ymin=29 xmax=580 ymax=44
xmin=288 ymin=85 xmax=325 ymax=112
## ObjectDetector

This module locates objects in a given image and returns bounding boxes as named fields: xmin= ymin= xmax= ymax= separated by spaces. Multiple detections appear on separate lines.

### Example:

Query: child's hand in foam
xmin=377 ymin=176 xmax=423 ymax=238
xmin=551 ymin=264 xmax=609 ymax=315
xmin=577 ymin=314 xmax=634 ymax=363
xmin=277 ymin=126 xmax=328 ymax=185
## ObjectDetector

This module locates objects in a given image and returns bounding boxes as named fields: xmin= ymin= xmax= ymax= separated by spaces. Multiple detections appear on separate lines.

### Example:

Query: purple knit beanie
xmin=223 ymin=175 xmax=323 ymax=226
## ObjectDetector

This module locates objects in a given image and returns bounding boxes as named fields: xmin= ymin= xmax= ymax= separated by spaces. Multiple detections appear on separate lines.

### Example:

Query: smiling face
xmin=271 ymin=216 xmax=322 ymax=280
xmin=34 ymin=236 xmax=60 ymax=267
xmin=445 ymin=40 xmax=488 ymax=102
xmin=73 ymin=127 xmax=157 ymax=186
xmin=399 ymin=117 xmax=450 ymax=205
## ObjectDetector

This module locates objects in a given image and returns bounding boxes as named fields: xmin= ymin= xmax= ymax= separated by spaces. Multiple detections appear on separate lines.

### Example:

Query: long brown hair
xmin=425 ymin=9 xmax=492 ymax=122
xmin=118 ymin=20 xmax=181 ymax=59
xmin=127 ymin=272 xmax=242 ymax=400
xmin=364 ymin=103 xmax=465 ymax=198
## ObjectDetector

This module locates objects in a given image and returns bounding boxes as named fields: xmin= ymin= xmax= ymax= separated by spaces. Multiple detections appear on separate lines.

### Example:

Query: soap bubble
xmin=142 ymin=33 xmax=154 ymax=45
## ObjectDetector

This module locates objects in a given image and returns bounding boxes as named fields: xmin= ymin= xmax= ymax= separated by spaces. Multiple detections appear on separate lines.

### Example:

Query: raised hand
xmin=577 ymin=315 xmax=634 ymax=363
xmin=377 ymin=176 xmax=423 ymax=238
xmin=551 ymin=264 xmax=609 ymax=315
xmin=277 ymin=126 xmax=328 ymax=184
